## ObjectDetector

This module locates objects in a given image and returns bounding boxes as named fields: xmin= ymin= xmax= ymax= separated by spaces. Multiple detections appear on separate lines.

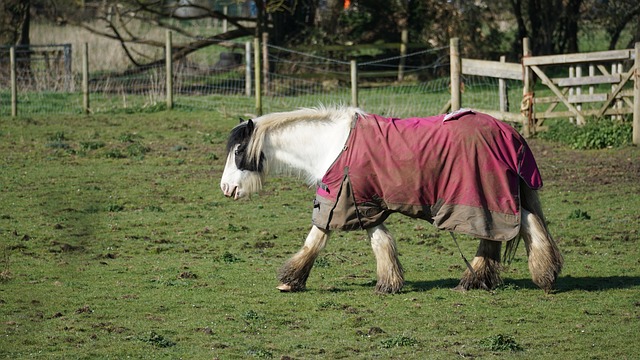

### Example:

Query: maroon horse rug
xmin=312 ymin=109 xmax=542 ymax=242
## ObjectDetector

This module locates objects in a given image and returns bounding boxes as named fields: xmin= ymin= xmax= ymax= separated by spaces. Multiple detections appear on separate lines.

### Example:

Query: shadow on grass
xmin=554 ymin=275 xmax=640 ymax=292
xmin=401 ymin=275 xmax=640 ymax=293
xmin=403 ymin=278 xmax=461 ymax=292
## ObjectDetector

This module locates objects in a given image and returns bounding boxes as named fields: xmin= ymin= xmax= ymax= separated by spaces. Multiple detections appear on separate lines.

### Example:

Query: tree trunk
xmin=510 ymin=0 xmax=582 ymax=56
xmin=560 ymin=0 xmax=581 ymax=53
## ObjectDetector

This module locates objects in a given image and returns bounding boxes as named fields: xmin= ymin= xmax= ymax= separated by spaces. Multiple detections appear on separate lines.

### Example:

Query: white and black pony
xmin=220 ymin=106 xmax=563 ymax=294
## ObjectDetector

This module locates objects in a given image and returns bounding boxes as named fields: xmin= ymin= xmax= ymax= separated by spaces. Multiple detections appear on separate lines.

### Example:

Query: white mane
xmin=249 ymin=106 xmax=364 ymax=186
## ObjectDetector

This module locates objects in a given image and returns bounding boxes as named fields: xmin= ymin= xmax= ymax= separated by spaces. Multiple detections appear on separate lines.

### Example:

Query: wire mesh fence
xmin=0 ymin=41 xmax=517 ymax=119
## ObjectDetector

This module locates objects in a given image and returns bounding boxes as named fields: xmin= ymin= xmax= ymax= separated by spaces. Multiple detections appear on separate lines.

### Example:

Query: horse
xmin=220 ymin=106 xmax=563 ymax=294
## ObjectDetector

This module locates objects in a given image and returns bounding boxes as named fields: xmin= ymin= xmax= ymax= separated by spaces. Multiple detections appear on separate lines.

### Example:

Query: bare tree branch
xmin=72 ymin=0 xmax=255 ymax=70
xmin=91 ymin=27 xmax=253 ymax=79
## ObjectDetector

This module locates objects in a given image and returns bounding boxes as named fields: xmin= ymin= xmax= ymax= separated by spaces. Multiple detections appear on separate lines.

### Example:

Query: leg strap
xmin=450 ymin=231 xmax=490 ymax=291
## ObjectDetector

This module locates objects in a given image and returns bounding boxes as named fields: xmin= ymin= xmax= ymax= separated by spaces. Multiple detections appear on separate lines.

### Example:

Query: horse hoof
xmin=277 ymin=283 xmax=292 ymax=292
xmin=452 ymin=285 xmax=468 ymax=292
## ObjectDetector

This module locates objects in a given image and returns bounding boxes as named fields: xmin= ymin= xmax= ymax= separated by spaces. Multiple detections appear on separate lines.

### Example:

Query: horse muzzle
xmin=221 ymin=183 xmax=240 ymax=199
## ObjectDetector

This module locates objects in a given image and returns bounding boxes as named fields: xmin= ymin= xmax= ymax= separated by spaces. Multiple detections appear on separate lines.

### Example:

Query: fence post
xmin=254 ymin=37 xmax=262 ymax=116
xmin=82 ymin=43 xmax=89 ymax=113
xmin=398 ymin=29 xmax=408 ymax=82
xmin=351 ymin=59 xmax=358 ymax=108
xmin=245 ymin=41 xmax=252 ymax=97
xmin=569 ymin=66 xmax=575 ymax=123
xmin=223 ymin=6 xmax=228 ymax=33
xmin=165 ymin=30 xmax=173 ymax=110
xmin=450 ymin=38 xmax=461 ymax=111
xmin=522 ymin=37 xmax=533 ymax=137
xmin=10 ymin=46 xmax=17 ymax=117
xmin=64 ymin=44 xmax=72 ymax=92
xmin=613 ymin=62 xmax=623 ymax=120
xmin=633 ymin=42 xmax=639 ymax=145
xmin=576 ymin=65 xmax=583 ymax=124
xmin=499 ymin=55 xmax=508 ymax=112
xmin=262 ymin=32 xmax=269 ymax=97
xmin=588 ymin=65 xmax=595 ymax=96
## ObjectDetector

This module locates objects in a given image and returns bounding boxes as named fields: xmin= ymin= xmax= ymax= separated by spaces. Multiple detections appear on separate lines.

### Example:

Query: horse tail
xmin=503 ymin=235 xmax=520 ymax=264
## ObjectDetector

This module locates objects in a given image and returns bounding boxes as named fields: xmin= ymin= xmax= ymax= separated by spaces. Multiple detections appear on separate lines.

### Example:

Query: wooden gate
xmin=450 ymin=38 xmax=640 ymax=144
xmin=522 ymin=40 xmax=639 ymax=140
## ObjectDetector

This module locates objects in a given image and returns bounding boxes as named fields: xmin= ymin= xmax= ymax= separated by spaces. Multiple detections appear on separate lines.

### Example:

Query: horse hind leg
xmin=367 ymin=224 xmax=404 ymax=294
xmin=520 ymin=208 xmax=563 ymax=292
xmin=277 ymin=225 xmax=330 ymax=292
xmin=456 ymin=239 xmax=503 ymax=291
xmin=519 ymin=184 xmax=563 ymax=292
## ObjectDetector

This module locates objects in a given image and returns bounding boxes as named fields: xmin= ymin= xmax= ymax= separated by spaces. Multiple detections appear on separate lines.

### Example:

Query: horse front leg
xmin=277 ymin=225 xmax=330 ymax=292
xmin=456 ymin=239 xmax=502 ymax=291
xmin=367 ymin=224 xmax=404 ymax=294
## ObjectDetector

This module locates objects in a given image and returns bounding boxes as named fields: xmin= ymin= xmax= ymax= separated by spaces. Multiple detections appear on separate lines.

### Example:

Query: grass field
xmin=1 ymin=110 xmax=639 ymax=359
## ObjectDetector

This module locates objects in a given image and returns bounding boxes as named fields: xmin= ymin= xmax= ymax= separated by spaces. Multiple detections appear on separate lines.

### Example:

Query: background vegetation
xmin=539 ymin=118 xmax=633 ymax=149
xmin=2 ymin=0 xmax=639 ymax=73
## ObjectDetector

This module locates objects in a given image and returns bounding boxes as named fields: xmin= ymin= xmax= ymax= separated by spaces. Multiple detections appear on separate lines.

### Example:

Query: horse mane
xmin=245 ymin=106 xmax=363 ymax=174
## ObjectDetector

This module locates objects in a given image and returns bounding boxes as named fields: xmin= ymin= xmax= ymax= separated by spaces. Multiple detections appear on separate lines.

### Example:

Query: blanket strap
xmin=344 ymin=166 xmax=365 ymax=229
xmin=449 ymin=231 xmax=490 ymax=291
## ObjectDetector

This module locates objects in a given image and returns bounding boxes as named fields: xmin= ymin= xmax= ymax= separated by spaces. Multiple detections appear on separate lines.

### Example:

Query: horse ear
xmin=246 ymin=119 xmax=255 ymax=134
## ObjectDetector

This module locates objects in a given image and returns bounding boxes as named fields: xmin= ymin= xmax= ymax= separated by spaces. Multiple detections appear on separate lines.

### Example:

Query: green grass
xmin=1 ymin=111 xmax=639 ymax=359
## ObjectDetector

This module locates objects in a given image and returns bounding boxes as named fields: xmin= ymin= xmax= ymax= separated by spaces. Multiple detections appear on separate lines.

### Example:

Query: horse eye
xmin=235 ymin=143 xmax=248 ymax=156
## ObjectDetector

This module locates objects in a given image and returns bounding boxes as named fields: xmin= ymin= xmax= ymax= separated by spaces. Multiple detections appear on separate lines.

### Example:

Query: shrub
xmin=568 ymin=209 xmax=591 ymax=220
xmin=220 ymin=251 xmax=242 ymax=263
xmin=126 ymin=142 xmax=150 ymax=158
xmin=106 ymin=204 xmax=125 ymax=212
xmin=105 ymin=149 xmax=126 ymax=159
xmin=380 ymin=334 xmax=419 ymax=348
xmin=141 ymin=331 xmax=176 ymax=348
xmin=47 ymin=131 xmax=67 ymax=142
xmin=80 ymin=141 xmax=106 ymax=151
xmin=480 ymin=334 xmax=523 ymax=352
xmin=539 ymin=118 xmax=631 ymax=149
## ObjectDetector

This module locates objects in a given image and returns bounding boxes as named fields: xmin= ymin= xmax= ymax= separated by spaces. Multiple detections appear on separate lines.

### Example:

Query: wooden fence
xmin=3 ymin=33 xmax=639 ymax=145
xmin=450 ymin=37 xmax=640 ymax=144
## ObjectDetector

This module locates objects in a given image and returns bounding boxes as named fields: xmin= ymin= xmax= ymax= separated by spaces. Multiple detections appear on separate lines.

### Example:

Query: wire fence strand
xmin=0 ymin=42 xmax=514 ymax=118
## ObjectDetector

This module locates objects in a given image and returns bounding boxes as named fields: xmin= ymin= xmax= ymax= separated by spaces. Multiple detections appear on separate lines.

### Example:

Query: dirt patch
xmin=528 ymin=139 xmax=640 ymax=191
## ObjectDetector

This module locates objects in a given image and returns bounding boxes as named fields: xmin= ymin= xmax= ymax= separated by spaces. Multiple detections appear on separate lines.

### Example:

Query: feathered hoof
xmin=374 ymin=281 xmax=403 ymax=294
xmin=529 ymin=255 xmax=563 ymax=293
xmin=452 ymin=284 xmax=469 ymax=292
xmin=455 ymin=274 xmax=500 ymax=291
xmin=277 ymin=283 xmax=305 ymax=292
xmin=532 ymin=271 xmax=560 ymax=294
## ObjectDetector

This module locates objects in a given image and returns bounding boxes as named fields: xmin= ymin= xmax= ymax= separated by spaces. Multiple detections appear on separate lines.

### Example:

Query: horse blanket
xmin=312 ymin=109 xmax=542 ymax=241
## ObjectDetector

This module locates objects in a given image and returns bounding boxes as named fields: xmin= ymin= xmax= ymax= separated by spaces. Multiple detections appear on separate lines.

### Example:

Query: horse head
xmin=220 ymin=119 xmax=265 ymax=199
